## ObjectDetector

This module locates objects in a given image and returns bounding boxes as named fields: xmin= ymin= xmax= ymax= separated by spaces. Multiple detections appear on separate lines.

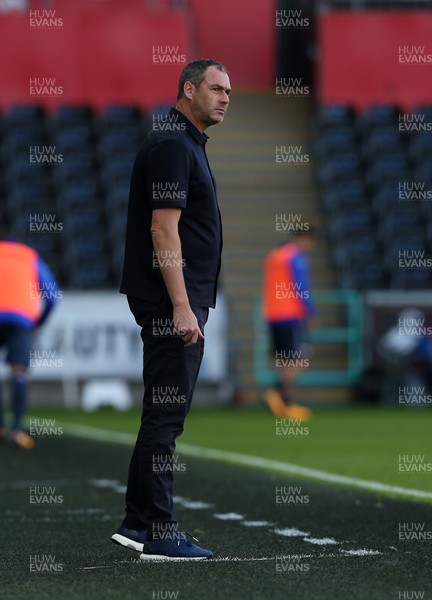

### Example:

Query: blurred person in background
xmin=262 ymin=227 xmax=317 ymax=421
xmin=112 ymin=59 xmax=231 ymax=560
xmin=0 ymin=228 xmax=59 ymax=449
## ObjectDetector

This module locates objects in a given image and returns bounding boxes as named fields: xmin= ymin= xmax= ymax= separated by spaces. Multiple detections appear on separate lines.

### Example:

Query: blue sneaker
xmin=140 ymin=531 xmax=213 ymax=561
xmin=111 ymin=527 xmax=150 ymax=552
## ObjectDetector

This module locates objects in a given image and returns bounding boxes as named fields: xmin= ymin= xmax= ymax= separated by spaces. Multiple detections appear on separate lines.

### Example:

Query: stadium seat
xmin=55 ymin=104 xmax=94 ymax=127
xmin=101 ymin=104 xmax=142 ymax=128
xmin=2 ymin=128 xmax=48 ymax=158
xmin=7 ymin=104 xmax=46 ymax=127
xmin=390 ymin=267 xmax=431 ymax=290
xmin=316 ymin=152 xmax=361 ymax=186
xmin=408 ymin=130 xmax=432 ymax=162
xmin=332 ymin=234 xmax=381 ymax=271
xmin=53 ymin=125 xmax=95 ymax=150
xmin=361 ymin=127 xmax=404 ymax=158
xmin=358 ymin=104 xmax=400 ymax=129
xmin=314 ymin=104 xmax=355 ymax=129
xmin=339 ymin=260 xmax=386 ymax=290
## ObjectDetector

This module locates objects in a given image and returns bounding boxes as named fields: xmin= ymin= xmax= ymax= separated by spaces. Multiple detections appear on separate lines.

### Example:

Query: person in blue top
xmin=0 ymin=228 xmax=60 ymax=449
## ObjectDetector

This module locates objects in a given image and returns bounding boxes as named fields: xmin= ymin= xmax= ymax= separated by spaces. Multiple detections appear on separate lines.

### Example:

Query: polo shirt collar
xmin=169 ymin=107 xmax=209 ymax=145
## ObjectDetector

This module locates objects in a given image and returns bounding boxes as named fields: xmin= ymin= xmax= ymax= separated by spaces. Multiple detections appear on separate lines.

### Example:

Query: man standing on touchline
xmin=111 ymin=59 xmax=231 ymax=560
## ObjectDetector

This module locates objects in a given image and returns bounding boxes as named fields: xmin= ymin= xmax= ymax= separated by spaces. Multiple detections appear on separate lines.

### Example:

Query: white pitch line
xmin=341 ymin=549 xmax=380 ymax=556
xmin=138 ymin=555 xmax=312 ymax=563
xmin=214 ymin=512 xmax=245 ymax=520
xmin=242 ymin=520 xmax=274 ymax=527
xmin=61 ymin=422 xmax=432 ymax=501
xmin=304 ymin=537 xmax=339 ymax=546
xmin=274 ymin=527 xmax=310 ymax=537
xmin=178 ymin=443 xmax=432 ymax=501
xmin=80 ymin=551 xmax=383 ymax=568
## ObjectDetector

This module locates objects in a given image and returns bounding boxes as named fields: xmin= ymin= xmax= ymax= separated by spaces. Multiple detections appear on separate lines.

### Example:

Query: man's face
xmin=189 ymin=66 xmax=231 ymax=128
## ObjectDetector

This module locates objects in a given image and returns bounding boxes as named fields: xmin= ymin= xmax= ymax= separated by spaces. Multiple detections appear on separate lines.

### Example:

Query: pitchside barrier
xmin=362 ymin=290 xmax=432 ymax=405
xmin=253 ymin=290 xmax=363 ymax=387
xmin=0 ymin=291 xmax=230 ymax=408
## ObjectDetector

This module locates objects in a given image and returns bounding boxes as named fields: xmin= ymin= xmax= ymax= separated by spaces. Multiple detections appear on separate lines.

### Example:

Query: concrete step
xmin=203 ymin=93 xmax=347 ymax=402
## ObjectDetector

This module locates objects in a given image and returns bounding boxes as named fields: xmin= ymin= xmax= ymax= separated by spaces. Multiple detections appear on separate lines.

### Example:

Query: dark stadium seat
xmin=2 ymin=128 xmax=48 ymax=158
xmin=339 ymin=260 xmax=386 ymax=290
xmin=8 ymin=179 xmax=52 ymax=200
xmin=332 ymin=234 xmax=381 ymax=271
xmin=8 ymin=196 xmax=54 ymax=221
xmin=365 ymin=156 xmax=409 ymax=189
xmin=55 ymin=104 xmax=94 ymax=127
xmin=361 ymin=127 xmax=403 ymax=158
xmin=312 ymin=126 xmax=357 ymax=156
xmin=390 ymin=268 xmax=431 ymax=290
xmin=57 ymin=177 xmax=100 ymax=200
xmin=316 ymin=152 xmax=361 ymax=186
xmin=378 ymin=208 xmax=420 ymax=236
xmin=3 ymin=159 xmax=51 ymax=189
xmin=53 ymin=125 xmax=94 ymax=149
xmin=53 ymin=150 xmax=98 ymax=185
xmin=105 ymin=185 xmax=129 ymax=217
xmin=314 ymin=104 xmax=355 ymax=129
xmin=408 ymin=131 xmax=432 ymax=161
xmin=101 ymin=104 xmax=142 ymax=128
xmin=7 ymin=104 xmax=46 ymax=127
xmin=358 ymin=104 xmax=400 ymax=129
xmin=414 ymin=157 xmax=432 ymax=185
xmin=383 ymin=236 xmax=426 ymax=271
xmin=67 ymin=261 xmax=113 ymax=289
xmin=330 ymin=178 xmax=367 ymax=202
xmin=320 ymin=189 xmax=368 ymax=215
xmin=65 ymin=208 xmax=105 ymax=233
xmin=329 ymin=207 xmax=373 ymax=239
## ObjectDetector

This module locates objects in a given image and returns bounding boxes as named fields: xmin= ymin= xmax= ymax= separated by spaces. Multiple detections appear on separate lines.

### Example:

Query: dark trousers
xmin=121 ymin=296 xmax=208 ymax=532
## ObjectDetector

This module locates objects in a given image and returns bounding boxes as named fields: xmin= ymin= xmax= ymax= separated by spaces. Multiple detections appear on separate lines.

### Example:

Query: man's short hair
xmin=177 ymin=58 xmax=228 ymax=100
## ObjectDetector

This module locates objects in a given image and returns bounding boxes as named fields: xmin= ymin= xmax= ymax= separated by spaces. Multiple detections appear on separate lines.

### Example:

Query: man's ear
xmin=183 ymin=81 xmax=194 ymax=100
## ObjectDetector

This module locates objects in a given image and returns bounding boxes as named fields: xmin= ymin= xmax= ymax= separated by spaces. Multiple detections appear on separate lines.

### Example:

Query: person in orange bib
xmin=262 ymin=228 xmax=317 ymax=421
xmin=0 ymin=230 xmax=59 ymax=449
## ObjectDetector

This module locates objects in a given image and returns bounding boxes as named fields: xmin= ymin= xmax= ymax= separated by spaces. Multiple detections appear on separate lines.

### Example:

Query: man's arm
xmin=151 ymin=207 xmax=204 ymax=347
xmin=290 ymin=253 xmax=316 ymax=318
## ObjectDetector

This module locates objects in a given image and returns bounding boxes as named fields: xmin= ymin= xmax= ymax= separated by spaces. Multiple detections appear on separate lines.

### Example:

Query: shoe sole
xmin=139 ymin=553 xmax=211 ymax=561
xmin=111 ymin=533 xmax=144 ymax=552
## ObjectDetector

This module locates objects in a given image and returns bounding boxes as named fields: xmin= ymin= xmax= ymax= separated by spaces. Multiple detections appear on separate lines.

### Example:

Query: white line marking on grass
xmin=181 ymin=501 xmax=214 ymax=510
xmin=173 ymin=496 xmax=214 ymax=509
xmin=274 ymin=527 xmax=310 ymax=537
xmin=88 ymin=478 xmax=126 ymax=494
xmin=177 ymin=443 xmax=432 ymax=502
xmin=80 ymin=551 xmax=385 ymax=569
xmin=137 ymin=555 xmax=315 ymax=563
xmin=214 ymin=512 xmax=245 ymax=520
xmin=241 ymin=520 xmax=274 ymax=527
xmin=341 ymin=549 xmax=381 ymax=556
xmin=62 ymin=423 xmax=432 ymax=501
xmin=304 ymin=537 xmax=339 ymax=546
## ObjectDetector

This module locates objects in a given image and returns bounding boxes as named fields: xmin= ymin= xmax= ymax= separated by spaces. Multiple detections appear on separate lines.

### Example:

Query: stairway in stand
xmin=207 ymin=92 xmax=351 ymax=405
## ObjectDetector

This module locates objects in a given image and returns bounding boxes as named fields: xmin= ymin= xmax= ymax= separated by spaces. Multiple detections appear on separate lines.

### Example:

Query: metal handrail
xmin=253 ymin=289 xmax=363 ymax=387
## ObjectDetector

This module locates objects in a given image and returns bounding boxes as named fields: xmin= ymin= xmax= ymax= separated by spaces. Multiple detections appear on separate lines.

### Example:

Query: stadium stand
xmin=313 ymin=102 xmax=432 ymax=291
xmin=0 ymin=102 xmax=152 ymax=289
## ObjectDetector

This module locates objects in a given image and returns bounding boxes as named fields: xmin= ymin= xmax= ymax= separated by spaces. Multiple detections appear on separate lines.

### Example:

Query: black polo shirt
xmin=120 ymin=108 xmax=222 ymax=308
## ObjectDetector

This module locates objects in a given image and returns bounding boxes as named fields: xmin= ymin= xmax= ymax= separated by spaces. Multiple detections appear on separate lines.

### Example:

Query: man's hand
xmin=173 ymin=305 xmax=204 ymax=347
